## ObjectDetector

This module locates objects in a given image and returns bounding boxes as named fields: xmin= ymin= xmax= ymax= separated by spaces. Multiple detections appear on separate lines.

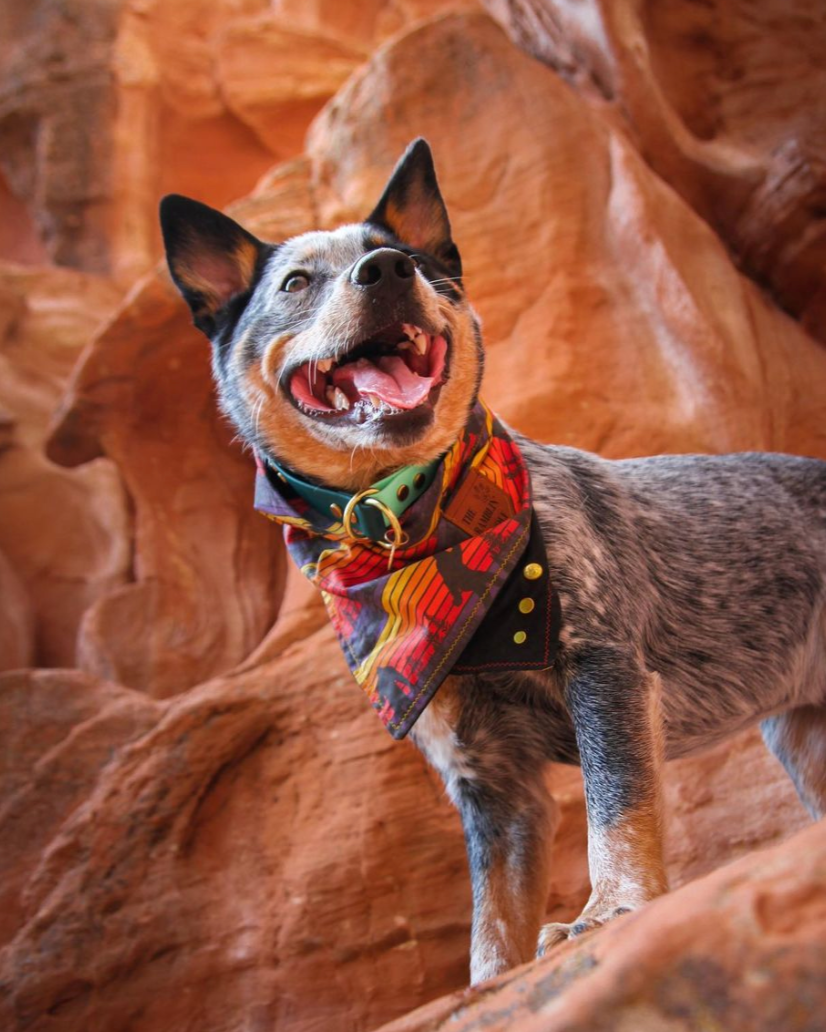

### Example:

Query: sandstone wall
xmin=1 ymin=3 xmax=824 ymax=1031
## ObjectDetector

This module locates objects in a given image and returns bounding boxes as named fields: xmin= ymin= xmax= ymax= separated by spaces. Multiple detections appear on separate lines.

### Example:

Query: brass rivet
xmin=413 ymin=472 xmax=426 ymax=490
xmin=523 ymin=563 xmax=543 ymax=581
xmin=396 ymin=484 xmax=410 ymax=501
xmin=330 ymin=503 xmax=343 ymax=520
xmin=518 ymin=597 xmax=535 ymax=614
xmin=513 ymin=631 xmax=527 ymax=645
xmin=276 ymin=471 xmax=287 ymax=483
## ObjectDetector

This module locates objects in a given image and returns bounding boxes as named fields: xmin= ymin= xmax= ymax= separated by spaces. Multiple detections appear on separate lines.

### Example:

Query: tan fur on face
xmin=241 ymin=277 xmax=481 ymax=491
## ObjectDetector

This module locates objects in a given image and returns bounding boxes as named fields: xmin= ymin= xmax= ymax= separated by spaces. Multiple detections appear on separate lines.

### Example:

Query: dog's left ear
xmin=159 ymin=195 xmax=266 ymax=336
xmin=367 ymin=138 xmax=461 ymax=278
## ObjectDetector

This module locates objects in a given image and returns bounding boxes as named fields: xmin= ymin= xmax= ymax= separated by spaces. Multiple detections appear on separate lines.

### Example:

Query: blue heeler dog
xmin=160 ymin=139 xmax=826 ymax=984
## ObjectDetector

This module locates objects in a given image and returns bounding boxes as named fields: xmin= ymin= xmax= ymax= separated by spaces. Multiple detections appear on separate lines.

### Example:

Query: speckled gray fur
xmin=520 ymin=437 xmax=826 ymax=755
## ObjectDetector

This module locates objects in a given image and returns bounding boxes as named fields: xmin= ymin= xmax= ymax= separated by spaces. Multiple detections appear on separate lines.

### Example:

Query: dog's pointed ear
xmin=159 ymin=195 xmax=265 ymax=335
xmin=367 ymin=138 xmax=461 ymax=278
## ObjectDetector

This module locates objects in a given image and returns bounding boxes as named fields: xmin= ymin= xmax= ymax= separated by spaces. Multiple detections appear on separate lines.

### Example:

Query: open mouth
xmin=286 ymin=323 xmax=449 ymax=424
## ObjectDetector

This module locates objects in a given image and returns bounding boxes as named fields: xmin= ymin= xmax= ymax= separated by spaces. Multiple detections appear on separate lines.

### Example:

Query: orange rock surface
xmin=371 ymin=818 xmax=826 ymax=1032
xmin=0 ymin=4 xmax=824 ymax=1032
xmin=483 ymin=0 xmax=826 ymax=342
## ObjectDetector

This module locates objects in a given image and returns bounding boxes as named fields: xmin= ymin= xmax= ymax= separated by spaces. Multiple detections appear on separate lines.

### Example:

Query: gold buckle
xmin=342 ymin=489 xmax=409 ymax=569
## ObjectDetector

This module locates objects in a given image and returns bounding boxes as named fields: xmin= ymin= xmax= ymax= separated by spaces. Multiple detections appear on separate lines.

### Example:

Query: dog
xmin=160 ymin=139 xmax=826 ymax=985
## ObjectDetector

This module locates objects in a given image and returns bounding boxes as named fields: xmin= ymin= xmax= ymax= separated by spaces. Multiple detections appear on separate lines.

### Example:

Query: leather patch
xmin=443 ymin=467 xmax=514 ymax=536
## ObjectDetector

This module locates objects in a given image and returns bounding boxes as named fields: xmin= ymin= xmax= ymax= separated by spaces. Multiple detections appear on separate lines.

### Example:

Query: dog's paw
xmin=536 ymin=906 xmax=634 ymax=956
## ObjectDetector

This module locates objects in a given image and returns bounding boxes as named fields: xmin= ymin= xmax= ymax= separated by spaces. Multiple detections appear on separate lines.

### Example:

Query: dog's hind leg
xmin=411 ymin=676 xmax=558 ymax=985
xmin=538 ymin=652 xmax=668 ymax=954
xmin=761 ymin=705 xmax=826 ymax=818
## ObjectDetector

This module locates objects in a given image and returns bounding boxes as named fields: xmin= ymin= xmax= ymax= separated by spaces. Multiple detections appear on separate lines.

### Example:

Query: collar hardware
xmin=341 ymin=489 xmax=409 ymax=568
xmin=267 ymin=457 xmax=439 ymax=543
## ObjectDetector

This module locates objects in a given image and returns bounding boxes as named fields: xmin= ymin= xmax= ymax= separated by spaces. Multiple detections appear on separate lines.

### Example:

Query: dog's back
xmin=521 ymin=437 xmax=826 ymax=754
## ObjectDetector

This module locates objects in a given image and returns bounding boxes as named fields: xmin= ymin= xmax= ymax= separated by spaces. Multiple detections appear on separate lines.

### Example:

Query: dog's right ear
xmin=159 ymin=195 xmax=265 ymax=336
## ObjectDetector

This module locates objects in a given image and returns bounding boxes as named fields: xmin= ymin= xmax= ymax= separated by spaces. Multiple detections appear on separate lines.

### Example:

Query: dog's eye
xmin=282 ymin=273 xmax=311 ymax=293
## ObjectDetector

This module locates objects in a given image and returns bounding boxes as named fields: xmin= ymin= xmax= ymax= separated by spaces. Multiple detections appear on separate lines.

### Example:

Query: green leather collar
xmin=268 ymin=457 xmax=440 ymax=542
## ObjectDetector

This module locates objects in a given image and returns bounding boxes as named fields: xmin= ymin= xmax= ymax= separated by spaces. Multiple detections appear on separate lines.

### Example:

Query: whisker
xmin=252 ymin=396 xmax=265 ymax=438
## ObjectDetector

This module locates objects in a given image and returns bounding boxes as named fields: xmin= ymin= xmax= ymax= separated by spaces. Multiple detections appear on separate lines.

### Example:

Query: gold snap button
xmin=396 ymin=484 xmax=410 ymax=501
xmin=513 ymin=631 xmax=527 ymax=645
xmin=330 ymin=503 xmax=343 ymax=520
xmin=413 ymin=473 xmax=426 ymax=489
xmin=518 ymin=597 xmax=535 ymax=614
xmin=523 ymin=563 xmax=543 ymax=581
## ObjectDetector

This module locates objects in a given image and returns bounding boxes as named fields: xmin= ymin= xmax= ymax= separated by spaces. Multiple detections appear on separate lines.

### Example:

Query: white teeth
xmin=317 ymin=359 xmax=333 ymax=373
xmin=397 ymin=327 xmax=427 ymax=353
xmin=367 ymin=394 xmax=382 ymax=408
xmin=327 ymin=386 xmax=350 ymax=411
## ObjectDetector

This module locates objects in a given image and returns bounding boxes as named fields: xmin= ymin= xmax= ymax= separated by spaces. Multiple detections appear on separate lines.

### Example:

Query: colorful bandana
xmin=254 ymin=401 xmax=560 ymax=739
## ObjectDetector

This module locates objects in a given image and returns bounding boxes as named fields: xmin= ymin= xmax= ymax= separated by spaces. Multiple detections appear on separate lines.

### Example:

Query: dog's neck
xmin=260 ymin=429 xmax=467 ymax=494
xmin=258 ymin=391 xmax=482 ymax=494
xmin=263 ymin=453 xmax=423 ymax=495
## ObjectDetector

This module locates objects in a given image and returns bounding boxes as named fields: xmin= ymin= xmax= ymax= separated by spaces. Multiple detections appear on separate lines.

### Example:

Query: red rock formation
xmin=482 ymin=0 xmax=826 ymax=342
xmin=0 ymin=4 xmax=824 ymax=1032
xmin=0 ymin=548 xmax=32 ymax=671
xmin=0 ymin=0 xmax=455 ymax=282
xmin=0 ymin=263 xmax=129 ymax=667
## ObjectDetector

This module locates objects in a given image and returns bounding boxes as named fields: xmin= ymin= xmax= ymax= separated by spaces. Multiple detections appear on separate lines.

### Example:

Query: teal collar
xmin=267 ymin=457 xmax=440 ymax=542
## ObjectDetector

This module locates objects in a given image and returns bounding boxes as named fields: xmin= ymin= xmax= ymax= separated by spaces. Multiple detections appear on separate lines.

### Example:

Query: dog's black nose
xmin=350 ymin=248 xmax=416 ymax=291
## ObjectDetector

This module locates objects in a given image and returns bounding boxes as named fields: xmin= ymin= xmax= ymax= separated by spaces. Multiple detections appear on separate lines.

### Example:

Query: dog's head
xmin=160 ymin=139 xmax=483 ymax=490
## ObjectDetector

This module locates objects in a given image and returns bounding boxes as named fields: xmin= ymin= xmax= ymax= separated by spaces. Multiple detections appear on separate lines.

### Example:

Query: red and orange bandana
xmin=255 ymin=401 xmax=560 ymax=738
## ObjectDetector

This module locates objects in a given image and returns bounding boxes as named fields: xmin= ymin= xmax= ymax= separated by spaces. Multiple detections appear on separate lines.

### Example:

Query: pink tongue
xmin=332 ymin=356 xmax=434 ymax=409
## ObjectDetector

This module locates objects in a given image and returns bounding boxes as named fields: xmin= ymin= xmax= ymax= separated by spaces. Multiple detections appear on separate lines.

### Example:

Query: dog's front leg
xmin=538 ymin=648 xmax=667 ymax=953
xmin=459 ymin=761 xmax=556 ymax=984
xmin=411 ymin=676 xmax=557 ymax=985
